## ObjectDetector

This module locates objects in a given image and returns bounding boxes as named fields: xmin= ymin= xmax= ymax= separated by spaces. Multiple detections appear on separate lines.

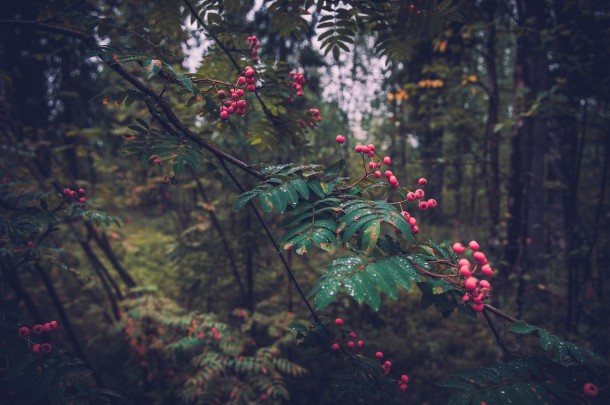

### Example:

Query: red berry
xmin=32 ymin=344 xmax=41 ymax=354
xmin=583 ymin=383 xmax=598 ymax=397
xmin=334 ymin=318 xmax=343 ymax=326
xmin=418 ymin=178 xmax=427 ymax=186
xmin=357 ymin=340 xmax=364 ymax=347
xmin=79 ymin=197 xmax=87 ymax=203
xmin=399 ymin=383 xmax=408 ymax=391
xmin=78 ymin=188 xmax=85 ymax=194
xmin=427 ymin=199 xmax=437 ymax=208
xmin=18 ymin=327 xmax=30 ymax=337
xmin=244 ymin=67 xmax=255 ymax=77
xmin=472 ymin=294 xmax=484 ymax=304
xmin=247 ymin=84 xmax=256 ymax=92
xmin=452 ymin=243 xmax=466 ymax=254
xmin=383 ymin=157 xmax=391 ymax=165
xmin=331 ymin=343 xmax=340 ymax=351
xmin=41 ymin=343 xmax=52 ymax=354
xmin=479 ymin=280 xmax=491 ymax=289
xmin=32 ymin=324 xmax=44 ymax=334
xmin=472 ymin=303 xmax=485 ymax=312
xmin=220 ymin=111 xmax=229 ymax=120
xmin=408 ymin=217 xmax=417 ymax=226
xmin=361 ymin=146 xmax=371 ymax=154
xmin=336 ymin=135 xmax=345 ymax=144
xmin=369 ymin=162 xmax=376 ymax=170
xmin=69 ymin=191 xmax=76 ymax=197
xmin=458 ymin=258 xmax=470 ymax=267
xmin=401 ymin=211 xmax=410 ymax=219
xmin=347 ymin=341 xmax=355 ymax=348
xmin=481 ymin=264 xmax=494 ymax=276
xmin=459 ymin=266 xmax=472 ymax=278
xmin=374 ymin=171 xmax=382 ymax=178
xmin=464 ymin=277 xmax=478 ymax=290
xmin=44 ymin=323 xmax=52 ymax=332
xmin=384 ymin=360 xmax=392 ymax=367
xmin=62 ymin=188 xmax=71 ymax=196
xmin=418 ymin=201 xmax=428 ymax=211
xmin=237 ymin=76 xmax=247 ymax=86
xmin=462 ymin=294 xmax=471 ymax=302
xmin=468 ymin=240 xmax=480 ymax=251
xmin=384 ymin=170 xmax=393 ymax=178
xmin=389 ymin=176 xmax=398 ymax=185
xmin=401 ymin=374 xmax=409 ymax=383
xmin=375 ymin=352 xmax=383 ymax=358
xmin=355 ymin=145 xmax=363 ymax=153
xmin=406 ymin=192 xmax=416 ymax=201
xmin=473 ymin=251 xmax=486 ymax=263
xmin=368 ymin=144 xmax=375 ymax=151
xmin=236 ymin=89 xmax=244 ymax=97
xmin=411 ymin=225 xmax=419 ymax=234
xmin=414 ymin=189 xmax=425 ymax=199
xmin=350 ymin=332 xmax=357 ymax=339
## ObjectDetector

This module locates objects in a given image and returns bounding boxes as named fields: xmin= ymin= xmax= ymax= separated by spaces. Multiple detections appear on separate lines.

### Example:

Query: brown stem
xmin=483 ymin=310 xmax=513 ymax=360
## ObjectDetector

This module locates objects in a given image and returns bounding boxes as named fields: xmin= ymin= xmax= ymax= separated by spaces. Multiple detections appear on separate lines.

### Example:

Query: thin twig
xmin=483 ymin=310 xmax=514 ymax=360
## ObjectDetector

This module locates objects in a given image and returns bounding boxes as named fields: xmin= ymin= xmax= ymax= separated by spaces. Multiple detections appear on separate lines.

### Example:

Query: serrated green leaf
xmin=291 ymin=178 xmax=309 ymax=199
xmin=142 ymin=59 xmax=162 ymax=79
xmin=313 ymin=277 xmax=342 ymax=310
xmin=509 ymin=321 xmax=537 ymax=335
xmin=361 ymin=219 xmax=380 ymax=255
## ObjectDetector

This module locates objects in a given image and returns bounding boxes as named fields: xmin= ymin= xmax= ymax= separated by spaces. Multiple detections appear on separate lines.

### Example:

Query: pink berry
xmin=347 ymin=341 xmax=355 ymax=348
xmin=69 ymin=191 xmax=76 ymax=197
xmin=389 ymin=176 xmax=398 ymax=185
xmin=331 ymin=343 xmax=340 ymax=351
xmin=473 ymin=251 xmax=486 ymax=263
xmin=78 ymin=188 xmax=85 ymax=195
xmin=408 ymin=217 xmax=417 ymax=226
xmin=384 ymin=170 xmax=393 ymax=178
xmin=384 ymin=360 xmax=391 ymax=367
xmin=79 ymin=197 xmax=87 ymax=203
xmin=401 ymin=374 xmax=409 ymax=383
xmin=479 ymin=280 xmax=491 ymax=289
xmin=418 ymin=201 xmax=428 ymax=211
xmin=458 ymin=258 xmax=470 ymax=267
xmin=401 ymin=211 xmax=410 ymax=219
xmin=472 ymin=294 xmax=484 ymax=304
xmin=361 ymin=146 xmax=371 ymax=154
xmin=406 ymin=192 xmax=416 ymax=201
xmin=357 ymin=340 xmax=364 ymax=347
xmin=62 ymin=188 xmax=71 ymax=196
xmin=335 ymin=318 xmax=343 ymax=326
xmin=411 ymin=225 xmax=419 ymax=234
xmin=32 ymin=324 xmax=44 ymax=335
xmin=336 ymin=135 xmax=345 ymax=144
xmin=237 ymin=76 xmax=247 ymax=86
xmin=464 ymin=277 xmax=478 ymax=290
xmin=481 ymin=264 xmax=494 ymax=276
xmin=244 ymin=67 xmax=255 ymax=77
xmin=374 ymin=171 xmax=382 ymax=178
xmin=355 ymin=145 xmax=363 ymax=153
xmin=469 ymin=240 xmax=480 ymax=251
xmin=427 ymin=199 xmax=437 ymax=208
xmin=41 ymin=343 xmax=52 ymax=354
xmin=368 ymin=144 xmax=375 ymax=151
xmin=375 ymin=351 xmax=383 ymax=359
xmin=18 ymin=327 xmax=30 ymax=337
xmin=383 ymin=157 xmax=391 ymax=165
xmin=32 ymin=344 xmax=41 ymax=354
xmin=414 ymin=189 xmax=425 ymax=199
xmin=472 ymin=303 xmax=485 ymax=312
xmin=399 ymin=384 xmax=408 ymax=391
xmin=349 ymin=332 xmax=357 ymax=339
xmin=247 ymin=84 xmax=256 ymax=92
xmin=583 ymin=383 xmax=598 ymax=397
xmin=369 ymin=162 xmax=376 ymax=170
xmin=459 ymin=267 xmax=472 ymax=278
xmin=418 ymin=178 xmax=427 ymax=186
xmin=462 ymin=294 xmax=471 ymax=302
xmin=220 ymin=111 xmax=229 ymax=120
xmin=44 ymin=323 xmax=52 ymax=332
xmin=452 ymin=243 xmax=466 ymax=254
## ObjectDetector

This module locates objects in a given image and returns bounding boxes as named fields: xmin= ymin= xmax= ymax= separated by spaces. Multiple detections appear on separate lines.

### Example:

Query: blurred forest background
xmin=1 ymin=0 xmax=609 ymax=404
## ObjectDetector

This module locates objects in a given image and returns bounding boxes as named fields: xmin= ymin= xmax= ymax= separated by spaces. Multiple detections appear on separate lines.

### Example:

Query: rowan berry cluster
xmin=246 ymin=35 xmax=261 ymax=63
xmin=289 ymin=71 xmax=306 ymax=97
xmin=218 ymin=67 xmax=256 ymax=120
xmin=18 ymin=320 xmax=59 ymax=354
xmin=452 ymin=240 xmax=495 ymax=312
xmin=330 ymin=319 xmax=410 ymax=393
xmin=62 ymin=187 xmax=87 ymax=204
xmin=307 ymin=108 xmax=322 ymax=128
